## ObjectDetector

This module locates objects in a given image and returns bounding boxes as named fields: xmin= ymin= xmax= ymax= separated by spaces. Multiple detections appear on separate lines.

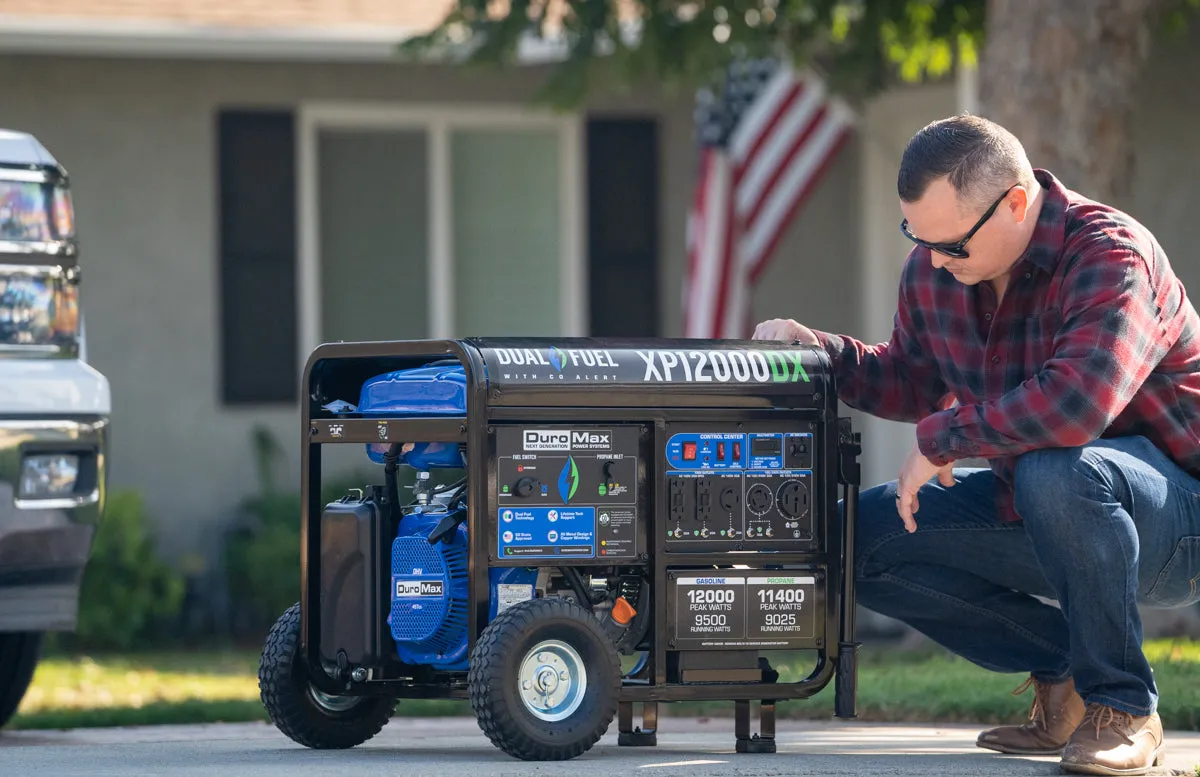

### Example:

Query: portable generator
xmin=258 ymin=337 xmax=861 ymax=761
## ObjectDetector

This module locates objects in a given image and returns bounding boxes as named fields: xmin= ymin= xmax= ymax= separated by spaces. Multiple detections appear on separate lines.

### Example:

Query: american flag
xmin=683 ymin=57 xmax=854 ymax=339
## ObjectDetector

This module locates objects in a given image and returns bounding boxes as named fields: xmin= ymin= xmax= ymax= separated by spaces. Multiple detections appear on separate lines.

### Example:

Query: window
xmin=317 ymin=129 xmax=429 ymax=344
xmin=299 ymin=105 xmax=583 ymax=352
xmin=451 ymin=127 xmax=565 ymax=336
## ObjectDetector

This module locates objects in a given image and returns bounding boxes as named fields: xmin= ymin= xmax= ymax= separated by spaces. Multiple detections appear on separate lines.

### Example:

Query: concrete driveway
xmin=2 ymin=716 xmax=1197 ymax=775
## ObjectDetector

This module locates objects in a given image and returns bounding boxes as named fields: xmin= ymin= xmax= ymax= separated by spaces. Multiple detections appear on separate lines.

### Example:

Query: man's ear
xmin=1008 ymin=186 xmax=1031 ymax=223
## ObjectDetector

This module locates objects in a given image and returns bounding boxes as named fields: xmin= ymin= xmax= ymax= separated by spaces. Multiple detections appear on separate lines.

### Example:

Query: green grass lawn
xmin=9 ymin=638 xmax=1198 ymax=732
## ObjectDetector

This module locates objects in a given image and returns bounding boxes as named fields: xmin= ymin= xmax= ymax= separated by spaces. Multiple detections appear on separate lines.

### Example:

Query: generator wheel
xmin=258 ymin=602 xmax=395 ymax=749
xmin=469 ymin=597 xmax=620 ymax=761
xmin=0 ymin=632 xmax=42 ymax=728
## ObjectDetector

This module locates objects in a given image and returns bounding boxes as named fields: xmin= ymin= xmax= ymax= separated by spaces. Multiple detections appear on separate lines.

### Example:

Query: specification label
xmin=672 ymin=573 xmax=819 ymax=649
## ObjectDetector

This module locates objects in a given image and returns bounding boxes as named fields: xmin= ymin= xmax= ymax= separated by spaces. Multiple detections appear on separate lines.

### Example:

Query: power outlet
xmin=669 ymin=477 xmax=690 ymax=522
xmin=718 ymin=484 xmax=741 ymax=514
xmin=776 ymin=479 xmax=809 ymax=519
xmin=695 ymin=477 xmax=714 ymax=522
xmin=746 ymin=483 xmax=773 ymax=515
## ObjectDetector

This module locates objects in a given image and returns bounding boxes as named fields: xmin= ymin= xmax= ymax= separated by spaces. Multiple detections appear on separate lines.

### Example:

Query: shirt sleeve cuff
xmin=811 ymin=329 xmax=844 ymax=366
xmin=916 ymin=410 xmax=956 ymax=466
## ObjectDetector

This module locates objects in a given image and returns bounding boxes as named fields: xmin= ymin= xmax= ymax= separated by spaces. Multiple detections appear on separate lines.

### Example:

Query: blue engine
xmin=388 ymin=509 xmax=537 ymax=670
xmin=388 ymin=508 xmax=470 ymax=669
xmin=359 ymin=361 xmax=537 ymax=671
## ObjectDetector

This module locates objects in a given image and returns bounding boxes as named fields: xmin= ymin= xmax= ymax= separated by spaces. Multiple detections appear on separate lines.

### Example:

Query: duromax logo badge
xmin=557 ymin=456 xmax=579 ymax=503
xmin=547 ymin=346 xmax=567 ymax=372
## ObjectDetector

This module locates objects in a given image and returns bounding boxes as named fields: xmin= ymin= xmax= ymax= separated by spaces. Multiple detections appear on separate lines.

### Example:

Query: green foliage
xmin=68 ymin=490 xmax=187 ymax=651
xmin=220 ymin=488 xmax=305 ymax=635
xmin=404 ymin=0 xmax=1200 ymax=108
xmin=402 ymin=0 xmax=986 ymax=107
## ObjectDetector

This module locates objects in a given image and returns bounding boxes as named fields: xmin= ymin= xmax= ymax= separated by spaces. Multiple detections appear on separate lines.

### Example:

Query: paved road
xmin=2 ymin=717 xmax=1197 ymax=776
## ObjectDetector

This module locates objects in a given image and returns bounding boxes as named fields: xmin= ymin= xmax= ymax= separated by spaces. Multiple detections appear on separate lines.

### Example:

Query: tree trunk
xmin=976 ymin=0 xmax=1166 ymax=203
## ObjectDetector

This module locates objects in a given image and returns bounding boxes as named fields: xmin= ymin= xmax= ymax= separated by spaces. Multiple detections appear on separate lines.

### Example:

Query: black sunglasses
xmin=900 ymin=184 xmax=1017 ymax=259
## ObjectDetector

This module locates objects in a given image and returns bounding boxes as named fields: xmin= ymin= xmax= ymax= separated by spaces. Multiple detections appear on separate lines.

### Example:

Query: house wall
xmin=1123 ymin=27 xmax=1200 ymax=301
xmin=0 ymin=53 xmax=861 ymax=569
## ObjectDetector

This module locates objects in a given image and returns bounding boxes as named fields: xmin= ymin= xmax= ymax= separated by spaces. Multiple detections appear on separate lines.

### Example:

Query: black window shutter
xmin=586 ymin=117 xmax=661 ymax=337
xmin=217 ymin=110 xmax=298 ymax=404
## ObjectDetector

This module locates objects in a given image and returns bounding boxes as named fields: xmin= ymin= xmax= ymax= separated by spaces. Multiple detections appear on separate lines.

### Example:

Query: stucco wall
xmin=1123 ymin=28 xmax=1200 ymax=302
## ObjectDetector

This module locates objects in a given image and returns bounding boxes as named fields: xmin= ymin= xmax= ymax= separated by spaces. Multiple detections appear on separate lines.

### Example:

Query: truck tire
xmin=258 ymin=603 xmax=395 ymax=749
xmin=469 ymin=597 xmax=620 ymax=761
xmin=0 ymin=632 xmax=43 ymax=728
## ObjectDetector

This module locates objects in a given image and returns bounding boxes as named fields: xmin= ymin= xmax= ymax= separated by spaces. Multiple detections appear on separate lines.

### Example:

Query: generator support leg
xmin=734 ymin=700 xmax=776 ymax=754
xmin=835 ymin=641 xmax=861 ymax=719
xmin=835 ymin=476 xmax=862 ymax=720
xmin=618 ymin=701 xmax=658 ymax=746
xmin=760 ymin=701 xmax=775 ymax=741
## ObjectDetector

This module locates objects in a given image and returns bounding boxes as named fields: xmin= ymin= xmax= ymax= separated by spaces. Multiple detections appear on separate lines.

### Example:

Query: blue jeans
xmin=851 ymin=435 xmax=1200 ymax=718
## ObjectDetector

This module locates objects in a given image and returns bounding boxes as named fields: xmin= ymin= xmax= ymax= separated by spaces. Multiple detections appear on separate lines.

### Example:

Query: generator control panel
xmin=493 ymin=424 xmax=644 ymax=561
xmin=664 ymin=425 xmax=816 ymax=551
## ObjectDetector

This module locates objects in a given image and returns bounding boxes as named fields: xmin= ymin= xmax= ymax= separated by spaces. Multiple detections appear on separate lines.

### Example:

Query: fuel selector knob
xmin=514 ymin=476 xmax=539 ymax=497
xmin=602 ymin=460 xmax=617 ymax=489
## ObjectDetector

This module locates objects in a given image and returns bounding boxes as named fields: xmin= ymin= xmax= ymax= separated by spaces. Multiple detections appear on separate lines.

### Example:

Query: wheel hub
xmin=518 ymin=639 xmax=586 ymax=722
xmin=307 ymin=683 xmax=362 ymax=713
xmin=536 ymin=667 xmax=559 ymax=693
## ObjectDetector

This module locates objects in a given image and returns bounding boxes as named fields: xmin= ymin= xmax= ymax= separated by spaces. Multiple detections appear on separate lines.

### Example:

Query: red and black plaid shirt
xmin=816 ymin=169 xmax=1200 ymax=522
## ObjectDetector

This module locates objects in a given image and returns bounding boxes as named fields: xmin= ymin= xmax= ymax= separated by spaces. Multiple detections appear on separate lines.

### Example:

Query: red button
xmin=683 ymin=442 xmax=697 ymax=460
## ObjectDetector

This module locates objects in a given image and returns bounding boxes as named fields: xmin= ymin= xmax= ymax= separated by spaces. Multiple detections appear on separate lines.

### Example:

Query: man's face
xmin=899 ymin=176 xmax=1030 ymax=286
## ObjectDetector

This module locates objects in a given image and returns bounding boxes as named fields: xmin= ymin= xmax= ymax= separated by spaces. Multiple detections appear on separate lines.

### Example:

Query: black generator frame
xmin=297 ymin=337 xmax=862 ymax=749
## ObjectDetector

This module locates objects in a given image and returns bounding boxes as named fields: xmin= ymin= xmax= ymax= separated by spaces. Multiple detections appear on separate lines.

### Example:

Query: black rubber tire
xmin=468 ymin=597 xmax=620 ymax=761
xmin=0 ymin=632 xmax=42 ymax=728
xmin=258 ymin=602 xmax=395 ymax=749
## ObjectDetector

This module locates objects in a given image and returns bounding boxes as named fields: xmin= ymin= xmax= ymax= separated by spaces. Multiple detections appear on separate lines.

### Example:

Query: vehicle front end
xmin=0 ymin=128 xmax=110 ymax=726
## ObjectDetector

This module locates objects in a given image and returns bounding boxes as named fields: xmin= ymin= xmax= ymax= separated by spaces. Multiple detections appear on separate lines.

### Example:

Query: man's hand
xmin=751 ymin=318 xmax=819 ymax=344
xmin=895 ymin=441 xmax=955 ymax=532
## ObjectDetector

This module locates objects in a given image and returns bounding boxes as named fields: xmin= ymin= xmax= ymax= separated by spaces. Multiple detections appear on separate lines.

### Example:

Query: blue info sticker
xmin=497 ymin=506 xmax=596 ymax=558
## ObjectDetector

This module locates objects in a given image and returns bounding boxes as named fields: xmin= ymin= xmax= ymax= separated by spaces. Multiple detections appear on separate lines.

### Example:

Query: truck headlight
xmin=20 ymin=453 xmax=79 ymax=499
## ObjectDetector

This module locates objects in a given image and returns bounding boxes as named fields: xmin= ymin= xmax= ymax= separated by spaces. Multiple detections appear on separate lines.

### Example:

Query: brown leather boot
xmin=976 ymin=675 xmax=1087 ymax=755
xmin=1059 ymin=704 xmax=1165 ymax=775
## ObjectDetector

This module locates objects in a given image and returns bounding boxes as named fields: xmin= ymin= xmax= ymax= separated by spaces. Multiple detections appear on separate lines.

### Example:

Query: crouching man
xmin=754 ymin=113 xmax=1200 ymax=776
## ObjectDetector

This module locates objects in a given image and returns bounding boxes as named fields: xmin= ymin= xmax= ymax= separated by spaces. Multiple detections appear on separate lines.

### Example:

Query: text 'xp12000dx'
xmin=258 ymin=337 xmax=862 ymax=761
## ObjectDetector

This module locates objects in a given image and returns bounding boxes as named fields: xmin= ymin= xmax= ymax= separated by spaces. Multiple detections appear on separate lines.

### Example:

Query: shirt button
xmin=991 ymin=356 xmax=1000 ymax=364
xmin=1024 ymin=272 xmax=1032 ymax=279
xmin=984 ymin=312 xmax=993 ymax=320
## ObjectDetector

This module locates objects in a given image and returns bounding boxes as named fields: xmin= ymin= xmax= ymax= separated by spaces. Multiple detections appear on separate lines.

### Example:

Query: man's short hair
xmin=897 ymin=114 xmax=1037 ymax=212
